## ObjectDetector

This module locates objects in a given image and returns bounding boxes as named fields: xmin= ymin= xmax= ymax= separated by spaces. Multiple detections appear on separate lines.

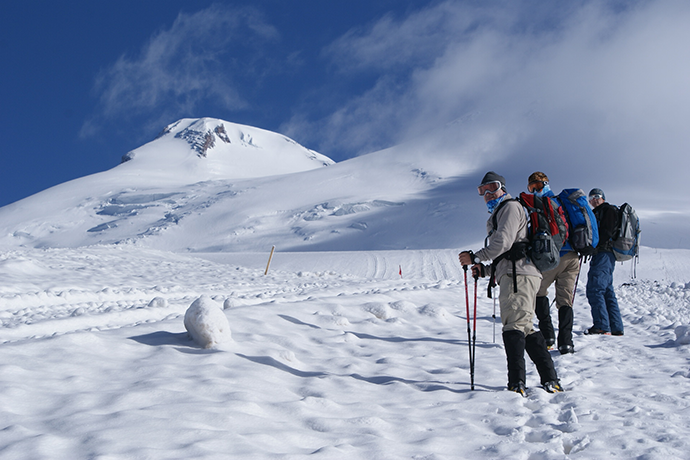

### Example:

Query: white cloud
xmin=324 ymin=2 xmax=482 ymax=72
xmin=82 ymin=4 xmax=278 ymax=137
xmin=296 ymin=0 xmax=690 ymax=197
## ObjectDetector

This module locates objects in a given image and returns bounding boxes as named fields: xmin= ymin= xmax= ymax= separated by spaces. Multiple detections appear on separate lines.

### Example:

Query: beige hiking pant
xmin=537 ymin=251 xmax=580 ymax=308
xmin=498 ymin=273 xmax=540 ymax=336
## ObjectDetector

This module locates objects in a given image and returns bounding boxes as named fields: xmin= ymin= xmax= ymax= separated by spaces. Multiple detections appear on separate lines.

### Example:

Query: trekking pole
xmin=492 ymin=288 xmax=497 ymax=343
xmin=463 ymin=266 xmax=474 ymax=390
xmin=571 ymin=256 xmax=583 ymax=305
xmin=471 ymin=270 xmax=479 ymax=391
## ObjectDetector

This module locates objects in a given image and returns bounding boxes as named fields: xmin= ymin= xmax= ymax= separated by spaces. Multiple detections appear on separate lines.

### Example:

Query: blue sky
xmin=1 ymin=0 xmax=423 ymax=206
xmin=2 ymin=0 xmax=690 ymax=209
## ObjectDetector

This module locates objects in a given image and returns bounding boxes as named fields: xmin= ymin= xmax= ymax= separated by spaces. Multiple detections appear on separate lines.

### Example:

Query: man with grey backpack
xmin=585 ymin=188 xmax=624 ymax=336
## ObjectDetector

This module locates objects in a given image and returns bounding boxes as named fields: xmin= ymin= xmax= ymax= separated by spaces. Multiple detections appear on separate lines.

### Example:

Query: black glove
xmin=460 ymin=250 xmax=480 ymax=268
xmin=471 ymin=263 xmax=486 ymax=279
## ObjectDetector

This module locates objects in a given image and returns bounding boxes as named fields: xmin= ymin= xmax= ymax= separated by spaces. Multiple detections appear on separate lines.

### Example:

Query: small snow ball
xmin=675 ymin=325 xmax=690 ymax=345
xmin=148 ymin=297 xmax=168 ymax=308
xmin=184 ymin=295 xmax=232 ymax=349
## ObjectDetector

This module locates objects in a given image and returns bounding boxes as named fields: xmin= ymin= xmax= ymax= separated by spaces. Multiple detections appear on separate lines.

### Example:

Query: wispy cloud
xmin=288 ymin=0 xmax=690 ymax=193
xmin=82 ymin=4 xmax=278 ymax=138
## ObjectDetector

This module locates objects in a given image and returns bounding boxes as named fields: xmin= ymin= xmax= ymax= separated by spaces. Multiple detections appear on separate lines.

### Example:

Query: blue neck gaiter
xmin=534 ymin=184 xmax=553 ymax=198
xmin=487 ymin=194 xmax=506 ymax=214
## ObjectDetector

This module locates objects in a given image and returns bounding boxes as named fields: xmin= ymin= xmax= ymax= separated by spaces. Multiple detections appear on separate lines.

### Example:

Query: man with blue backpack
xmin=526 ymin=172 xmax=598 ymax=355
xmin=585 ymin=188 xmax=624 ymax=336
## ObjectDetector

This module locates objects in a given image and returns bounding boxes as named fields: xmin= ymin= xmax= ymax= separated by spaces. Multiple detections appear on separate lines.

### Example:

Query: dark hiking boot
xmin=585 ymin=327 xmax=611 ymax=335
xmin=503 ymin=330 xmax=526 ymax=391
xmin=542 ymin=380 xmax=564 ymax=393
xmin=558 ymin=344 xmax=575 ymax=355
xmin=612 ymin=331 xmax=624 ymax=336
xmin=557 ymin=305 xmax=574 ymax=350
xmin=525 ymin=332 xmax=558 ymax=384
xmin=535 ymin=296 xmax=556 ymax=347
xmin=508 ymin=381 xmax=527 ymax=397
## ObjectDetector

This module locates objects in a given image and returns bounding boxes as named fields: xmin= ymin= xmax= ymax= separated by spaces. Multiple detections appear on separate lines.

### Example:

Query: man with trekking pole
xmin=459 ymin=172 xmax=563 ymax=396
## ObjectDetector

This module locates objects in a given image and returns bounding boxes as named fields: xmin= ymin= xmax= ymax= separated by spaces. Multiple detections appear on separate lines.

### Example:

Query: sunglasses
xmin=478 ymin=181 xmax=503 ymax=196
xmin=528 ymin=181 xmax=547 ymax=193
xmin=589 ymin=194 xmax=603 ymax=201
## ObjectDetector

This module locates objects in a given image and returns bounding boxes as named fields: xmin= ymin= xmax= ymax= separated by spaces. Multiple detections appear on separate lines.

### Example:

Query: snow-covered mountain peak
xmin=120 ymin=118 xmax=334 ymax=179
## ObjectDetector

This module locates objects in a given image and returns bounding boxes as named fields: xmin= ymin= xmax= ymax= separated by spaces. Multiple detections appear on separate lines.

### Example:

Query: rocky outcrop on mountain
xmin=174 ymin=122 xmax=232 ymax=157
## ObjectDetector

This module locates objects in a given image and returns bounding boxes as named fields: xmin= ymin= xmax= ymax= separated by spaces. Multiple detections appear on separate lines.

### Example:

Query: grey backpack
xmin=612 ymin=203 xmax=640 ymax=262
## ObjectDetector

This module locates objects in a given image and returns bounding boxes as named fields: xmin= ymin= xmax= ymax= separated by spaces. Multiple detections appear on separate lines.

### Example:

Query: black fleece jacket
xmin=593 ymin=202 xmax=619 ymax=252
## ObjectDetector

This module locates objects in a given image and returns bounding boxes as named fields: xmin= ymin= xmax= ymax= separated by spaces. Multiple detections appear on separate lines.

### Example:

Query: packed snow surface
xmin=1 ymin=245 xmax=689 ymax=459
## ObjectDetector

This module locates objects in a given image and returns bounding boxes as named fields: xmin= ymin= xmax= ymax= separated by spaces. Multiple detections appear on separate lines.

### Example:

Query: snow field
xmin=0 ymin=245 xmax=689 ymax=458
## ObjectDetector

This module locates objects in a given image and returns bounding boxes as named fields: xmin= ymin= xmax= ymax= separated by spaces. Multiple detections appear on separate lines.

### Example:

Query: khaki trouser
xmin=499 ymin=273 xmax=540 ymax=336
xmin=537 ymin=251 xmax=580 ymax=308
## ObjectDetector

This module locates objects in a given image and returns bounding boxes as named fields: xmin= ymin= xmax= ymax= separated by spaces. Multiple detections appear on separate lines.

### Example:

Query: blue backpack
xmin=557 ymin=188 xmax=599 ymax=256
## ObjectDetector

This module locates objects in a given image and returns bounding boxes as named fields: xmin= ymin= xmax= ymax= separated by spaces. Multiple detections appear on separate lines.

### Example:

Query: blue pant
xmin=586 ymin=251 xmax=624 ymax=333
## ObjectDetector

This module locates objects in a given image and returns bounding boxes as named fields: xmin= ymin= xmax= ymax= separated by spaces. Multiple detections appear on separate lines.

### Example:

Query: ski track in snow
xmin=0 ymin=248 xmax=464 ymax=344
xmin=0 ymin=245 xmax=689 ymax=459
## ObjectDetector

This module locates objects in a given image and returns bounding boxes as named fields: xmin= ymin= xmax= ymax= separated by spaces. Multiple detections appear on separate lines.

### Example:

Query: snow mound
xmin=674 ymin=325 xmax=690 ymax=345
xmin=363 ymin=302 xmax=394 ymax=320
xmin=184 ymin=295 xmax=232 ymax=348
xmin=148 ymin=297 xmax=168 ymax=308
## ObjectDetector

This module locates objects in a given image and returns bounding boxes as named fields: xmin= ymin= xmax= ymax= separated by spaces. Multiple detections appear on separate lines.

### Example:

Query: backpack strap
xmin=487 ymin=198 xmax=527 ymax=297
xmin=488 ymin=241 xmax=528 ymax=296
xmin=488 ymin=198 xmax=516 ymax=240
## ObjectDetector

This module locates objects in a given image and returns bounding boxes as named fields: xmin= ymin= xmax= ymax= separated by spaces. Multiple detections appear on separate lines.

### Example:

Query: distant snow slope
xmin=0 ymin=117 xmax=682 ymax=252
xmin=0 ymin=118 xmax=489 ymax=252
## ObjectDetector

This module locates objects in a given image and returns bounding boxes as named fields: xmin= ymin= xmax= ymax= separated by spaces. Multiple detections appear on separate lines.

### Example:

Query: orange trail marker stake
xmin=264 ymin=245 xmax=275 ymax=275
